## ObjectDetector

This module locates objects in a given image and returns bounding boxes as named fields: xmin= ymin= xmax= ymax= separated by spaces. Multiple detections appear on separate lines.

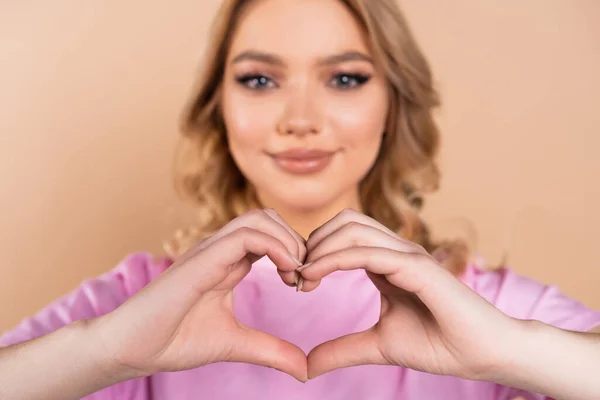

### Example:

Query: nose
xmin=276 ymin=89 xmax=322 ymax=136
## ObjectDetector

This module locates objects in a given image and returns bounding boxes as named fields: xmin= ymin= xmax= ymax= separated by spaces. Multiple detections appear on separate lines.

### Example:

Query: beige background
xmin=1 ymin=0 xmax=599 ymax=333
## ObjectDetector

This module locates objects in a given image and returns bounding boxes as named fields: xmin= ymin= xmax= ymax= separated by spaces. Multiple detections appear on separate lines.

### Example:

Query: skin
xmin=0 ymin=1 xmax=599 ymax=399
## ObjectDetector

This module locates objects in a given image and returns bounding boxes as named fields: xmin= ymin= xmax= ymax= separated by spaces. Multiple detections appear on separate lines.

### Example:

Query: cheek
xmin=223 ymin=92 xmax=273 ymax=147
xmin=221 ymin=86 xmax=283 ymax=174
xmin=328 ymin=86 xmax=388 ymax=154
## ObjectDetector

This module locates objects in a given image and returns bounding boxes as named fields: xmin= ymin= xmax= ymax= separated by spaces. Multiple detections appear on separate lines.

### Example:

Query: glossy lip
xmin=267 ymin=148 xmax=338 ymax=175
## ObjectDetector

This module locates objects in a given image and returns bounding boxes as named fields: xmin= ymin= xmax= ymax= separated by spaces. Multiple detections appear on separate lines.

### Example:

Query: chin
xmin=283 ymin=194 xmax=337 ymax=212
xmin=252 ymin=171 xmax=357 ymax=212
xmin=263 ymin=187 xmax=345 ymax=213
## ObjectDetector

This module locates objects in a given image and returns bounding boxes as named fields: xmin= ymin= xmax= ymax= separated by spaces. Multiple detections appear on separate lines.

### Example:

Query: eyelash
xmin=235 ymin=73 xmax=371 ymax=91
xmin=235 ymin=75 xmax=278 ymax=90
xmin=329 ymin=73 xmax=371 ymax=89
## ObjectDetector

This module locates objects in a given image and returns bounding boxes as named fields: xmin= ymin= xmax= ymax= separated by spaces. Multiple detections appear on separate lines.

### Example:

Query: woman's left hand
xmin=299 ymin=209 xmax=521 ymax=381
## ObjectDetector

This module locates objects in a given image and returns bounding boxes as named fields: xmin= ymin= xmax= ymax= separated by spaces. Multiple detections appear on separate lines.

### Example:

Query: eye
xmin=235 ymin=74 xmax=277 ymax=90
xmin=329 ymin=73 xmax=371 ymax=90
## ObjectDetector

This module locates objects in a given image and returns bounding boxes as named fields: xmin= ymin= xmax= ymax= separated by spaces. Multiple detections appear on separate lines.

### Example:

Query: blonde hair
xmin=167 ymin=0 xmax=469 ymax=275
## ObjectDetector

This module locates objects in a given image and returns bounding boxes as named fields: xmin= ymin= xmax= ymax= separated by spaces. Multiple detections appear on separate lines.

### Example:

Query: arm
xmin=491 ymin=321 xmax=600 ymax=400
xmin=490 ymin=270 xmax=600 ymax=400
xmin=0 ymin=253 xmax=168 ymax=400
xmin=0 ymin=318 xmax=137 ymax=400
xmin=298 ymin=209 xmax=600 ymax=400
xmin=0 ymin=211 xmax=308 ymax=399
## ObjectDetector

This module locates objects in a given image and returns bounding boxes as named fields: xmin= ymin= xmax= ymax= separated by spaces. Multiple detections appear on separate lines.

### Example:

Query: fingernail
xmin=289 ymin=254 xmax=303 ymax=267
xmin=296 ymin=276 xmax=304 ymax=292
xmin=293 ymin=272 xmax=299 ymax=287
xmin=296 ymin=262 xmax=312 ymax=272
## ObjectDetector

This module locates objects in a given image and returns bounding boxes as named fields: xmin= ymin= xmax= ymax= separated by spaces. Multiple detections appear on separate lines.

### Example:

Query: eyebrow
xmin=230 ymin=50 xmax=374 ymax=67
xmin=318 ymin=51 xmax=374 ymax=66
xmin=231 ymin=50 xmax=285 ymax=66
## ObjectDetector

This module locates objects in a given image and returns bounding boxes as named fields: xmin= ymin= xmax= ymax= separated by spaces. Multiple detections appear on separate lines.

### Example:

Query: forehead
xmin=228 ymin=0 xmax=370 ymax=61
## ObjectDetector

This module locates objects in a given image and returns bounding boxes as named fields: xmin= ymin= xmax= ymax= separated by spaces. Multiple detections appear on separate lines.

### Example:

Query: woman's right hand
xmin=90 ymin=209 xmax=308 ymax=382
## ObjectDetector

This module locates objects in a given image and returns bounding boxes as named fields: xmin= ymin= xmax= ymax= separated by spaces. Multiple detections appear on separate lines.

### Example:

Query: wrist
xmin=0 ymin=317 xmax=143 ymax=400
xmin=81 ymin=316 xmax=148 ymax=383
xmin=492 ymin=318 xmax=544 ymax=381
xmin=484 ymin=318 xmax=558 ymax=391
xmin=470 ymin=317 xmax=534 ymax=384
xmin=484 ymin=318 xmax=600 ymax=399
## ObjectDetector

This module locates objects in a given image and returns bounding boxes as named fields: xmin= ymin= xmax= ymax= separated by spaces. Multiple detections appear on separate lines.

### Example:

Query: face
xmin=221 ymin=0 xmax=389 ymax=212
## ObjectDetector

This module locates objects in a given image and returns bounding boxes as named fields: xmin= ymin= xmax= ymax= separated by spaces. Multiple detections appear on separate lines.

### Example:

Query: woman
xmin=1 ymin=0 xmax=599 ymax=399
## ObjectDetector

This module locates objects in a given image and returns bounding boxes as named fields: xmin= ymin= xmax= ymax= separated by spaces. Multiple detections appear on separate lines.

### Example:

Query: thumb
xmin=307 ymin=327 xmax=386 ymax=379
xmin=228 ymin=325 xmax=308 ymax=382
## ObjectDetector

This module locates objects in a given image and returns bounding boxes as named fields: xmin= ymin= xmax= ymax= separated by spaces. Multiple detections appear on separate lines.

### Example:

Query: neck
xmin=258 ymin=190 xmax=363 ymax=239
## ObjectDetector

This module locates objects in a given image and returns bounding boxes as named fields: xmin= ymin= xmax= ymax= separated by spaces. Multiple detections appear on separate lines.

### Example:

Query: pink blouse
xmin=2 ymin=252 xmax=599 ymax=399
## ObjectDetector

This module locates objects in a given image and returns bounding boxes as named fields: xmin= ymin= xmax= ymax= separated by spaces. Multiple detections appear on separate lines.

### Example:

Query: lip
xmin=268 ymin=148 xmax=337 ymax=175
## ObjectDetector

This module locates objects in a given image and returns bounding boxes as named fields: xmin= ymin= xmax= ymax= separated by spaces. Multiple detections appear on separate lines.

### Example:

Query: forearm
xmin=0 ymin=318 xmax=137 ymax=400
xmin=492 ymin=320 xmax=600 ymax=400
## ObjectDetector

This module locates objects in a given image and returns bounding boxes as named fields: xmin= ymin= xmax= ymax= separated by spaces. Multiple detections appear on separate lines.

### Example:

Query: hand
xmin=91 ymin=209 xmax=309 ymax=382
xmin=299 ymin=209 xmax=520 ymax=381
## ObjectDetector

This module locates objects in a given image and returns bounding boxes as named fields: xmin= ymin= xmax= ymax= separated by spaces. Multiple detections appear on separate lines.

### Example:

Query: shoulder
xmin=463 ymin=262 xmax=548 ymax=317
xmin=104 ymin=252 xmax=173 ymax=297
xmin=463 ymin=258 xmax=600 ymax=331
xmin=73 ymin=252 xmax=173 ymax=310
xmin=0 ymin=252 xmax=172 ymax=347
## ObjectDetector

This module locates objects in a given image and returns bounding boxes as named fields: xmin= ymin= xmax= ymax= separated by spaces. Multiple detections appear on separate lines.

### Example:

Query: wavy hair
xmin=167 ymin=0 xmax=469 ymax=275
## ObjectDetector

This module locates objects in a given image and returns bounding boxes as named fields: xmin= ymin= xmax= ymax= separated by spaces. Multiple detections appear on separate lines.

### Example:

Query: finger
xmin=204 ymin=227 xmax=302 ymax=281
xmin=307 ymin=208 xmax=398 ymax=251
xmin=298 ymin=247 xmax=461 ymax=314
xmin=230 ymin=325 xmax=308 ymax=382
xmin=203 ymin=209 xmax=302 ymax=262
xmin=307 ymin=327 xmax=384 ymax=379
xmin=263 ymin=208 xmax=307 ymax=261
xmin=297 ymin=277 xmax=321 ymax=292
xmin=263 ymin=208 xmax=307 ymax=287
xmin=299 ymin=247 xmax=424 ymax=289
xmin=304 ymin=208 xmax=397 ymax=290
xmin=160 ymin=228 xmax=301 ymax=315
xmin=276 ymin=269 xmax=302 ymax=288
xmin=198 ymin=210 xmax=303 ymax=287
xmin=306 ymin=222 xmax=421 ymax=263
